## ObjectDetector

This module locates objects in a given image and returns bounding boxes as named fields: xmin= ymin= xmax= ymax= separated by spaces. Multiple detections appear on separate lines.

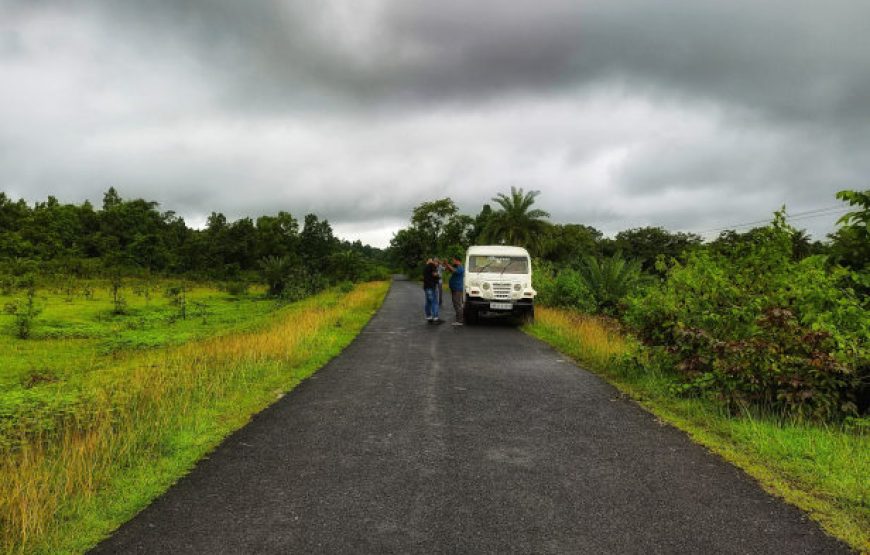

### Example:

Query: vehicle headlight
xmin=482 ymin=282 xmax=490 ymax=290
xmin=513 ymin=283 xmax=521 ymax=291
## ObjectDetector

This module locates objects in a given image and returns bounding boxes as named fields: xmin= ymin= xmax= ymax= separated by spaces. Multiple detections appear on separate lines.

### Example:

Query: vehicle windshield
xmin=469 ymin=255 xmax=529 ymax=274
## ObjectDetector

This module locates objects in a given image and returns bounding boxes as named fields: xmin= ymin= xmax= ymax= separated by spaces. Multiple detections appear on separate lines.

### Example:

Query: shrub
xmin=222 ymin=281 xmax=249 ymax=296
xmin=625 ymin=215 xmax=868 ymax=420
xmin=534 ymin=262 xmax=588 ymax=310
xmin=164 ymin=284 xmax=187 ymax=320
xmin=337 ymin=281 xmax=355 ymax=293
xmin=576 ymin=253 xmax=645 ymax=315
xmin=259 ymin=255 xmax=293 ymax=297
xmin=4 ymin=285 xmax=41 ymax=339
xmin=109 ymin=274 xmax=127 ymax=315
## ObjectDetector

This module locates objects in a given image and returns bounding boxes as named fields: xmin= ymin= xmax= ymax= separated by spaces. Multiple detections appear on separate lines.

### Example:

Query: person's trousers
xmin=424 ymin=287 xmax=439 ymax=319
xmin=451 ymin=290 xmax=464 ymax=322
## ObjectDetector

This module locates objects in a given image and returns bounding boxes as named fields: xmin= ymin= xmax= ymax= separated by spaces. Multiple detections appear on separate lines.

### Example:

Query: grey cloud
xmin=1 ymin=0 xmax=867 ymax=248
xmin=57 ymin=0 xmax=870 ymax=120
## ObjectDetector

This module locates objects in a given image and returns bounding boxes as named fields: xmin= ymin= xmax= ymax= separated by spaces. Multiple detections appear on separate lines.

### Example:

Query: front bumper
xmin=465 ymin=296 xmax=534 ymax=315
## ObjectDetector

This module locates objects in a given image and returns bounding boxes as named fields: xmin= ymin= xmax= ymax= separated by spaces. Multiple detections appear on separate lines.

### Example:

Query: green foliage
xmin=481 ymin=187 xmax=550 ymax=250
xmin=576 ymin=253 xmax=646 ymax=315
xmin=533 ymin=261 xmax=596 ymax=312
xmin=0 ymin=189 xmax=388 ymax=281
xmin=3 ymin=282 xmax=41 ymax=339
xmin=164 ymin=284 xmax=188 ymax=320
xmin=829 ymin=189 xmax=869 ymax=272
xmin=605 ymin=226 xmax=702 ymax=274
xmin=537 ymin=223 xmax=602 ymax=264
xmin=389 ymin=198 xmax=473 ymax=272
xmin=625 ymin=215 xmax=868 ymax=420
xmin=259 ymin=255 xmax=294 ymax=297
xmin=222 ymin=281 xmax=249 ymax=296
xmin=109 ymin=274 xmax=127 ymax=315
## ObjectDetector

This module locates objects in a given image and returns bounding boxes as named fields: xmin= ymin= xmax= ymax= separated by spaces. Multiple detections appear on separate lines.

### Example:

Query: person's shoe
xmin=452 ymin=321 xmax=463 ymax=326
xmin=432 ymin=318 xmax=443 ymax=325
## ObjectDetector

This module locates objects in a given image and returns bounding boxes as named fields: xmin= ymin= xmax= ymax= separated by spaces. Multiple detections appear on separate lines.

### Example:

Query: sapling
xmin=4 ymin=284 xmax=41 ymax=339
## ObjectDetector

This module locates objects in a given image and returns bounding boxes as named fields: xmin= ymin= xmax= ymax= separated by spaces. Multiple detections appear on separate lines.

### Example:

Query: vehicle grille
xmin=491 ymin=283 xmax=512 ymax=300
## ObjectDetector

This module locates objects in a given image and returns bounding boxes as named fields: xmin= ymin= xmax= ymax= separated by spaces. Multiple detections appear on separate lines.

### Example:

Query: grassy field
xmin=0 ymin=279 xmax=390 ymax=554
xmin=525 ymin=306 xmax=870 ymax=553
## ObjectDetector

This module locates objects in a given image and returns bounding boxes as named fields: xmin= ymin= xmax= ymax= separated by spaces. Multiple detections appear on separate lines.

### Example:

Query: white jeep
xmin=463 ymin=245 xmax=536 ymax=324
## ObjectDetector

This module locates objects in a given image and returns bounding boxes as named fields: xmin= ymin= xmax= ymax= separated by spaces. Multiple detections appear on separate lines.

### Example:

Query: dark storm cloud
xmin=1 ymin=0 xmax=868 ymax=245
xmin=74 ymin=0 xmax=870 ymax=120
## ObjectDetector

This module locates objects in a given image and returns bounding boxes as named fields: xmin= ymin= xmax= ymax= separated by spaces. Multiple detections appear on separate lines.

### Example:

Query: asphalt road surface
xmin=93 ymin=279 xmax=848 ymax=554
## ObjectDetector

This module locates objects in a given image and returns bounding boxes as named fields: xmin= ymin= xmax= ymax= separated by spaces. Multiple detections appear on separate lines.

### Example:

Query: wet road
xmin=93 ymin=279 xmax=847 ymax=554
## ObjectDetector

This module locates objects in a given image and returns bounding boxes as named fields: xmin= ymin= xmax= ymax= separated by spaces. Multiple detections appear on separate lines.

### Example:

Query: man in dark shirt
xmin=423 ymin=258 xmax=442 ymax=324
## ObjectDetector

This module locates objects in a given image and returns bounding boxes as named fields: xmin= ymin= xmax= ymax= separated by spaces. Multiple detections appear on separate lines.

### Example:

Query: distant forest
xmin=387 ymin=188 xmax=864 ymax=276
xmin=0 ymin=188 xmax=388 ymax=284
xmin=1 ymin=187 xmax=866 ymax=286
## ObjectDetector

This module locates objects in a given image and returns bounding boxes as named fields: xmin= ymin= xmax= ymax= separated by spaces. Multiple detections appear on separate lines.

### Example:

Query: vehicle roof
xmin=466 ymin=245 xmax=531 ymax=257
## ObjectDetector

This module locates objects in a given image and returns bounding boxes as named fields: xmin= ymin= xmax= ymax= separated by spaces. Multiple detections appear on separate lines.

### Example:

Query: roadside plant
xmin=222 ymin=281 xmax=249 ymax=296
xmin=625 ymin=213 xmax=868 ymax=420
xmin=259 ymin=255 xmax=293 ymax=297
xmin=576 ymin=253 xmax=645 ymax=315
xmin=0 ymin=276 xmax=14 ymax=296
xmin=4 ymin=282 xmax=41 ymax=339
xmin=165 ymin=284 xmax=187 ymax=320
xmin=190 ymin=300 xmax=211 ymax=323
xmin=62 ymin=278 xmax=76 ymax=302
xmin=110 ymin=274 xmax=127 ymax=315
xmin=534 ymin=262 xmax=596 ymax=312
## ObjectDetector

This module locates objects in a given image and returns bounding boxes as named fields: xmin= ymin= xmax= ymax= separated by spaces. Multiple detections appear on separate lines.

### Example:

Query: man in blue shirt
xmin=445 ymin=256 xmax=465 ymax=326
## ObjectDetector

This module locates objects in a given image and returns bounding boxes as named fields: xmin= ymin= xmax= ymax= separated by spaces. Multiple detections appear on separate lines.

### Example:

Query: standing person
xmin=445 ymin=255 xmax=465 ymax=326
xmin=434 ymin=257 xmax=444 ymax=306
xmin=423 ymin=258 xmax=442 ymax=324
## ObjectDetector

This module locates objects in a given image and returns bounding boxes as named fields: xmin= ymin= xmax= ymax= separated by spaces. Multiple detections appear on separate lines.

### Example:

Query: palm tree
xmin=482 ymin=187 xmax=550 ymax=249
xmin=577 ymin=253 xmax=644 ymax=314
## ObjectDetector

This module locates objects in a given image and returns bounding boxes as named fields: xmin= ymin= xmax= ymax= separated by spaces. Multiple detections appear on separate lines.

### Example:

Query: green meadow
xmin=0 ymin=278 xmax=390 ymax=554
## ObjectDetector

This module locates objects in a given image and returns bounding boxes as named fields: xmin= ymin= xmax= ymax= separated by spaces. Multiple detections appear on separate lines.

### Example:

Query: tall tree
xmin=481 ymin=187 xmax=550 ymax=250
xmin=830 ymin=189 xmax=869 ymax=271
xmin=389 ymin=198 xmax=473 ymax=271
xmin=538 ymin=223 xmax=603 ymax=264
xmin=607 ymin=226 xmax=702 ymax=273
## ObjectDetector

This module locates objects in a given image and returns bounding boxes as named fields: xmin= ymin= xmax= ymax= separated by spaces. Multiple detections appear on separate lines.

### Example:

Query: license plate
xmin=489 ymin=302 xmax=513 ymax=310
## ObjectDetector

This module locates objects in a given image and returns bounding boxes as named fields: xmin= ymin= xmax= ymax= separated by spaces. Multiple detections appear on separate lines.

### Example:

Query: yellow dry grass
xmin=0 ymin=281 xmax=388 ymax=554
xmin=530 ymin=306 xmax=629 ymax=367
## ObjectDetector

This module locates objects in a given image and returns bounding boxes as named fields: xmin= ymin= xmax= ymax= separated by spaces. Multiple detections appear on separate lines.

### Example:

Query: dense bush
xmin=624 ymin=216 xmax=868 ymax=419
xmin=575 ymin=253 xmax=646 ymax=315
xmin=533 ymin=262 xmax=595 ymax=312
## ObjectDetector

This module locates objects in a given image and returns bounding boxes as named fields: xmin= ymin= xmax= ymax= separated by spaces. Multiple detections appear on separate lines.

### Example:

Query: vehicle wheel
xmin=464 ymin=305 xmax=478 ymax=325
xmin=520 ymin=307 xmax=535 ymax=325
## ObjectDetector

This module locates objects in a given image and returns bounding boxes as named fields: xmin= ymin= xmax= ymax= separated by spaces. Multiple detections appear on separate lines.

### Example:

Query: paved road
xmin=93 ymin=279 xmax=848 ymax=554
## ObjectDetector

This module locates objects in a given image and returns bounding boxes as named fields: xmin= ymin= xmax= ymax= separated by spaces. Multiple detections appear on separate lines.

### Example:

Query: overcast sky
xmin=2 ymin=1 xmax=868 ymax=247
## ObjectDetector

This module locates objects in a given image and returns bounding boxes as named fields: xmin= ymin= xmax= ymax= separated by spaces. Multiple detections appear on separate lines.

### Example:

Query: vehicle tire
xmin=520 ymin=306 xmax=535 ymax=325
xmin=464 ymin=304 xmax=478 ymax=325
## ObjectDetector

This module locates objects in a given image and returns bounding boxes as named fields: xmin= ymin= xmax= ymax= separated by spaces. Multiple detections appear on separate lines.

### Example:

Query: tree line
xmin=0 ymin=188 xmax=389 ymax=288
xmin=388 ymin=186 xmax=865 ymax=276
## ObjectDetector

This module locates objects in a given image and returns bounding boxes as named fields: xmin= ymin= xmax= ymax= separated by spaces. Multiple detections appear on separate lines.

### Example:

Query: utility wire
xmin=695 ymin=205 xmax=848 ymax=235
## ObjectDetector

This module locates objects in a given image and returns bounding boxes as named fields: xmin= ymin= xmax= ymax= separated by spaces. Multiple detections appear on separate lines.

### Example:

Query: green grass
xmin=0 ymin=279 xmax=390 ymax=554
xmin=0 ymin=280 xmax=273 ymax=388
xmin=525 ymin=306 xmax=870 ymax=553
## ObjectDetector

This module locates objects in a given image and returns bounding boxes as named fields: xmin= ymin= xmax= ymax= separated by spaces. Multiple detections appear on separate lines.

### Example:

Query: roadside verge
xmin=0 ymin=281 xmax=390 ymax=555
xmin=524 ymin=306 xmax=869 ymax=553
